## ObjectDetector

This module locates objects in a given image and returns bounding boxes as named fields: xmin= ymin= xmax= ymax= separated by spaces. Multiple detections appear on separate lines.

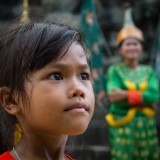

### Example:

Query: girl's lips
xmin=66 ymin=108 xmax=86 ymax=112
xmin=64 ymin=102 xmax=88 ymax=112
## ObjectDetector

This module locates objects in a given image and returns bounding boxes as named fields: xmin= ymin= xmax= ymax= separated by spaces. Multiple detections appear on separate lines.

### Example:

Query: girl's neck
xmin=123 ymin=59 xmax=138 ymax=70
xmin=12 ymin=147 xmax=69 ymax=160
xmin=13 ymin=135 xmax=68 ymax=160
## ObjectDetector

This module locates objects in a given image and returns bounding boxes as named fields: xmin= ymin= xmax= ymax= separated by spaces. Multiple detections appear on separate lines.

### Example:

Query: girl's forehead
xmin=59 ymin=43 xmax=86 ymax=60
xmin=46 ymin=43 xmax=87 ymax=67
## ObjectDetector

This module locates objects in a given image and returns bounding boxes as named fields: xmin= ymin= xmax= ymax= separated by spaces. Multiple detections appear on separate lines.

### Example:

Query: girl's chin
xmin=67 ymin=125 xmax=89 ymax=135
xmin=70 ymin=130 xmax=87 ymax=136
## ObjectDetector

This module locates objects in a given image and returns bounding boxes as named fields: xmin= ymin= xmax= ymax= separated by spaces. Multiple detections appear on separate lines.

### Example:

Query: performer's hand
xmin=107 ymin=89 xmax=127 ymax=103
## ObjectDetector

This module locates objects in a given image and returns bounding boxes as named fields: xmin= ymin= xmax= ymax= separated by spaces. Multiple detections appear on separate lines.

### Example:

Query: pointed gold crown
xmin=20 ymin=0 xmax=29 ymax=22
xmin=117 ymin=7 xmax=144 ymax=44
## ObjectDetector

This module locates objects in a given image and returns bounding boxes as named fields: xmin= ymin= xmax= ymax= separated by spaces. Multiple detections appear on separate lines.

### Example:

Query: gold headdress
xmin=20 ymin=0 xmax=29 ymax=22
xmin=117 ymin=7 xmax=144 ymax=44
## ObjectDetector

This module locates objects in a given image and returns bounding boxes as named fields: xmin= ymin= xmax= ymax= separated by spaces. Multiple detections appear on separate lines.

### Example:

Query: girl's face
xmin=20 ymin=42 xmax=95 ymax=137
xmin=120 ymin=38 xmax=143 ymax=61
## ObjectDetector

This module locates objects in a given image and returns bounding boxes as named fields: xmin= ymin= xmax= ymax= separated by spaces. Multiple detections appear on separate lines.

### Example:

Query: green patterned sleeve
xmin=142 ymin=70 xmax=159 ymax=105
xmin=106 ymin=65 xmax=121 ymax=93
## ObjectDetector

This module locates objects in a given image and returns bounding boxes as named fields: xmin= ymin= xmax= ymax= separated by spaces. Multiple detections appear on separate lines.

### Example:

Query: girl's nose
xmin=68 ymin=79 xmax=85 ymax=98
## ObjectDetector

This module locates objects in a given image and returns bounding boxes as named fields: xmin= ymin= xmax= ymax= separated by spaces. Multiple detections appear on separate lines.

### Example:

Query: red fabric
xmin=65 ymin=154 xmax=75 ymax=160
xmin=0 ymin=152 xmax=14 ymax=160
xmin=127 ymin=91 xmax=142 ymax=105
xmin=0 ymin=152 xmax=74 ymax=160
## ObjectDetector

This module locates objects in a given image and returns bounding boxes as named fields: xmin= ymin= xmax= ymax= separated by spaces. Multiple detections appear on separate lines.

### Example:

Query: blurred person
xmin=105 ymin=25 xmax=159 ymax=159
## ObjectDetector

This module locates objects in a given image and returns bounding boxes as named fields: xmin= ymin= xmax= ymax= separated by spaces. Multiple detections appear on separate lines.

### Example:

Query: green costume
xmin=105 ymin=63 xmax=159 ymax=160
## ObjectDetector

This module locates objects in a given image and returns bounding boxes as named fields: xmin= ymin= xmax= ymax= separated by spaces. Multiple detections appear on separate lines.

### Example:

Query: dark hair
xmin=0 ymin=20 xmax=86 ymax=152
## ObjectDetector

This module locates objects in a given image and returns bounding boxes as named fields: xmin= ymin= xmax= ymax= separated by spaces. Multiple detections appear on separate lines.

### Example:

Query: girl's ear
xmin=0 ymin=87 xmax=19 ymax=115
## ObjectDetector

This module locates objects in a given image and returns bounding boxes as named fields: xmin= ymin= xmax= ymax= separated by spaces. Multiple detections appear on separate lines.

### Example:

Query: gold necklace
xmin=13 ymin=147 xmax=69 ymax=160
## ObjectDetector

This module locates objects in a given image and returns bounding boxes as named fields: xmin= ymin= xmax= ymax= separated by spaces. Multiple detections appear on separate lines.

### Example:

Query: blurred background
xmin=0 ymin=0 xmax=160 ymax=159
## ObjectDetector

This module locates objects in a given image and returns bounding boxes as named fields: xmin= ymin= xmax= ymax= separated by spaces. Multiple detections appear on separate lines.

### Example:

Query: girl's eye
xmin=49 ymin=73 xmax=63 ymax=80
xmin=79 ymin=73 xmax=90 ymax=80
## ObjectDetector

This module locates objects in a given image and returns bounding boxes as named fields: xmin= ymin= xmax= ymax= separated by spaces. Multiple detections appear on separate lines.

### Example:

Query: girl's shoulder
xmin=108 ymin=63 xmax=124 ymax=71
xmin=108 ymin=63 xmax=121 ymax=69
xmin=139 ymin=64 xmax=153 ymax=72
xmin=107 ymin=63 xmax=124 ymax=75
xmin=0 ymin=152 xmax=14 ymax=160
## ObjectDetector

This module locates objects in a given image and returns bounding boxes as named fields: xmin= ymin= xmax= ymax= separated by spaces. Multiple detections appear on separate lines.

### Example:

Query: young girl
xmin=0 ymin=21 xmax=95 ymax=160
